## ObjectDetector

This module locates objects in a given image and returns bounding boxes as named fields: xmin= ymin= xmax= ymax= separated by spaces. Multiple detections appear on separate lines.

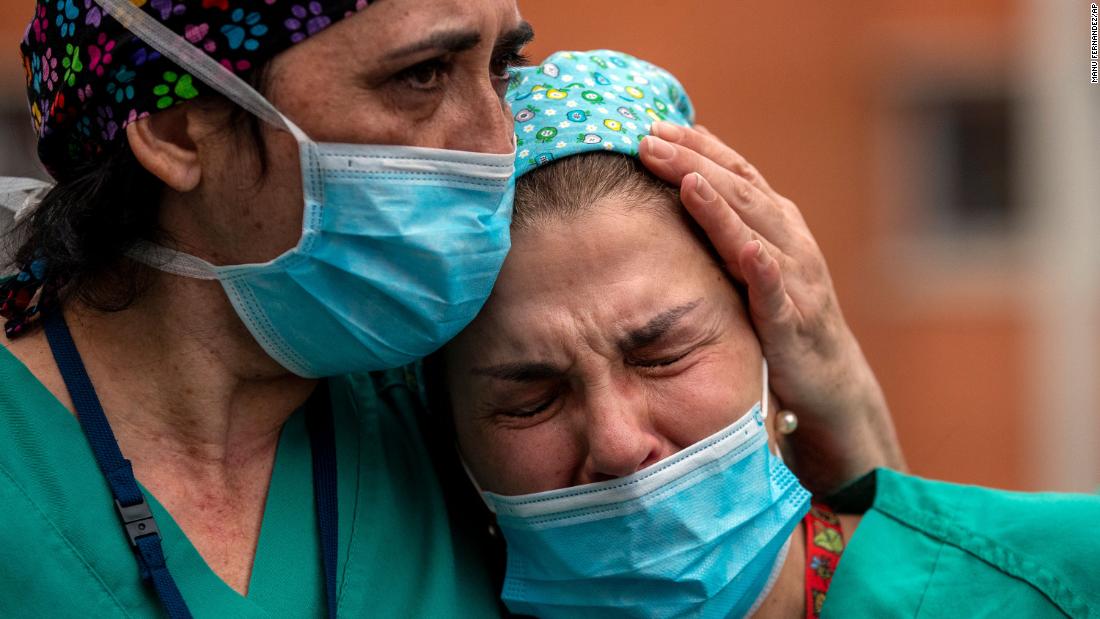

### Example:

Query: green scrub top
xmin=0 ymin=344 xmax=502 ymax=617
xmin=823 ymin=468 xmax=1100 ymax=619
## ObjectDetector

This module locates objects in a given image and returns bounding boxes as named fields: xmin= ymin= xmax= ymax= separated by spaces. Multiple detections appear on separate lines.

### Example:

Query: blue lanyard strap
xmin=43 ymin=309 xmax=192 ymax=619
xmin=43 ymin=309 xmax=338 ymax=619
xmin=306 ymin=381 xmax=339 ymax=619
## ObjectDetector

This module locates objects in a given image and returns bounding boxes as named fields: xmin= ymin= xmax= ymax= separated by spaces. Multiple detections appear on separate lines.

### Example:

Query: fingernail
xmin=652 ymin=121 xmax=683 ymax=141
xmin=693 ymin=173 xmax=716 ymax=202
xmin=647 ymin=136 xmax=675 ymax=160
xmin=753 ymin=240 xmax=768 ymax=265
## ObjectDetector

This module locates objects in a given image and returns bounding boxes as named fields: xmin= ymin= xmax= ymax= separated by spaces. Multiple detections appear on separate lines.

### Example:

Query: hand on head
xmin=640 ymin=122 xmax=904 ymax=493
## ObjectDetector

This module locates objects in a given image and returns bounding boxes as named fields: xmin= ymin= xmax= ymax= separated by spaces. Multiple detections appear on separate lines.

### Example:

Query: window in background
xmin=873 ymin=78 xmax=1029 ymax=285
xmin=906 ymin=92 xmax=1019 ymax=239
xmin=871 ymin=74 xmax=1032 ymax=309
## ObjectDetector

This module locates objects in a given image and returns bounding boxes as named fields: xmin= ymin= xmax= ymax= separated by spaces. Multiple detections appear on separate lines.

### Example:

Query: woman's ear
xmin=126 ymin=105 xmax=202 ymax=192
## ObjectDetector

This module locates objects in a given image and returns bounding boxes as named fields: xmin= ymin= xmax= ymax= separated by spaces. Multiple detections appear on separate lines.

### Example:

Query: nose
xmin=446 ymin=81 xmax=515 ymax=155
xmin=578 ymin=388 xmax=669 ymax=484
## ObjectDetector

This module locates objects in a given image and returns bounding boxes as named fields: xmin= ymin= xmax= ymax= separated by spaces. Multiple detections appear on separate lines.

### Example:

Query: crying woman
xmin=429 ymin=50 xmax=1100 ymax=619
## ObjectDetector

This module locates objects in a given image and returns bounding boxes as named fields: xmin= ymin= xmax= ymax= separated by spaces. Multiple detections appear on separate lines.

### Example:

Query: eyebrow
xmin=384 ymin=29 xmax=482 ymax=61
xmin=469 ymin=299 xmax=703 ymax=382
xmin=471 ymin=360 xmax=563 ymax=382
xmin=384 ymin=21 xmax=534 ymax=61
xmin=621 ymin=300 xmax=703 ymax=351
xmin=495 ymin=21 xmax=535 ymax=54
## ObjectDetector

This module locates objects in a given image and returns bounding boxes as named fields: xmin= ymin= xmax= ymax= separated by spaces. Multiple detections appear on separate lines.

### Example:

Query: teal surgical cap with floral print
xmin=506 ymin=49 xmax=694 ymax=178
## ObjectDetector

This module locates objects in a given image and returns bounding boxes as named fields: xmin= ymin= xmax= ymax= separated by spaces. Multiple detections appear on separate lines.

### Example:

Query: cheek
xmin=234 ymin=132 xmax=307 ymax=262
xmin=435 ymin=81 xmax=513 ymax=152
xmin=182 ymin=126 xmax=306 ymax=265
xmin=646 ymin=352 xmax=760 ymax=447
xmin=456 ymin=415 xmax=581 ymax=496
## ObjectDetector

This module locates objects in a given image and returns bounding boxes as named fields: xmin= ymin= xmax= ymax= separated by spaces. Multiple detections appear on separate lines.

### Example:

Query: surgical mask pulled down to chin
xmin=87 ymin=0 xmax=515 ymax=378
xmin=475 ymin=360 xmax=811 ymax=619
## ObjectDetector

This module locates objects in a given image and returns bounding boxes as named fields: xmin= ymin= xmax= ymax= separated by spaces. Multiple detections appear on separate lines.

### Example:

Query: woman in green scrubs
xmin=436 ymin=50 xmax=1100 ymax=618
xmin=0 ymin=3 xmax=902 ymax=618
xmin=0 ymin=367 xmax=501 ymax=616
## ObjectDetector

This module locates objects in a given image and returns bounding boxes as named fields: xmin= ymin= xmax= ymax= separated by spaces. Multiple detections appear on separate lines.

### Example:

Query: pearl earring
xmin=777 ymin=411 xmax=798 ymax=435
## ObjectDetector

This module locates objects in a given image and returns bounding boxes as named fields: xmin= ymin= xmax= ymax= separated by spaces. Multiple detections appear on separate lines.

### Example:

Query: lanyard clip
xmin=115 ymin=497 xmax=161 ymax=546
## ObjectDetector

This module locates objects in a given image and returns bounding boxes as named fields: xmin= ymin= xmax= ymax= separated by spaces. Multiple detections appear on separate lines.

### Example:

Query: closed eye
xmin=629 ymin=349 xmax=693 ymax=368
xmin=499 ymin=393 xmax=559 ymax=418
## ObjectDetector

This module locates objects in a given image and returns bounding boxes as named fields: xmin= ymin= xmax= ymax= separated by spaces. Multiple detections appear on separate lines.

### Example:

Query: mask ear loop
xmin=748 ymin=354 xmax=796 ymax=617
xmin=92 ymin=0 xmax=310 ymax=145
xmin=760 ymin=357 xmax=770 ymax=421
xmin=761 ymin=356 xmax=789 ymax=460
xmin=125 ymin=241 xmax=220 ymax=280
xmin=456 ymin=445 xmax=500 ymax=514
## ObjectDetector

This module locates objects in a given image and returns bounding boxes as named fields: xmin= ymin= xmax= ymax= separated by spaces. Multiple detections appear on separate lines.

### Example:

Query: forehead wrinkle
xmin=463 ymin=309 xmax=579 ymax=373
xmin=479 ymin=203 xmax=713 ymax=371
xmin=511 ymin=231 xmax=698 ymax=353
xmin=620 ymin=299 xmax=703 ymax=351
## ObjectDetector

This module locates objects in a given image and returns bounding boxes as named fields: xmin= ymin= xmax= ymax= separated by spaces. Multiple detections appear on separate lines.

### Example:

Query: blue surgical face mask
xmin=475 ymin=360 xmax=811 ymax=619
xmin=105 ymin=0 xmax=515 ymax=377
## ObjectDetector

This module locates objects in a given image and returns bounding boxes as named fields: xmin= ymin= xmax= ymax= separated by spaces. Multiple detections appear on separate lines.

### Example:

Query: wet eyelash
xmin=631 ymin=350 xmax=692 ymax=368
xmin=500 ymin=393 xmax=557 ymax=418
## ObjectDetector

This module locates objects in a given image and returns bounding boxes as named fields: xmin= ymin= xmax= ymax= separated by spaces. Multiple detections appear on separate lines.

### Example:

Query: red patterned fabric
xmin=803 ymin=501 xmax=845 ymax=618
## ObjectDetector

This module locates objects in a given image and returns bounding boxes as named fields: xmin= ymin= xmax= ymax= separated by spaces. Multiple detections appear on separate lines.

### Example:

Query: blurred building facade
xmin=1 ymin=0 xmax=1096 ymax=491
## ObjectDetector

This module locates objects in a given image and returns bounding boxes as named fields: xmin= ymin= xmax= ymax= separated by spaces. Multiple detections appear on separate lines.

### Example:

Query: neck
xmin=752 ymin=512 xmax=862 ymax=618
xmin=750 ymin=524 xmax=807 ymax=618
xmin=63 ymin=270 xmax=316 ymax=466
xmin=3 ymin=266 xmax=318 ymax=593
xmin=77 ymin=270 xmax=317 ymax=593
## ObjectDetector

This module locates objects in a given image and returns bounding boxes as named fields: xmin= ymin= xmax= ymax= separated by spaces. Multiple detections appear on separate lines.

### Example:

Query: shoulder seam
xmin=912 ymin=540 xmax=945 ymax=618
xmin=876 ymin=494 xmax=1090 ymax=619
xmin=0 ymin=460 xmax=133 ymax=615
